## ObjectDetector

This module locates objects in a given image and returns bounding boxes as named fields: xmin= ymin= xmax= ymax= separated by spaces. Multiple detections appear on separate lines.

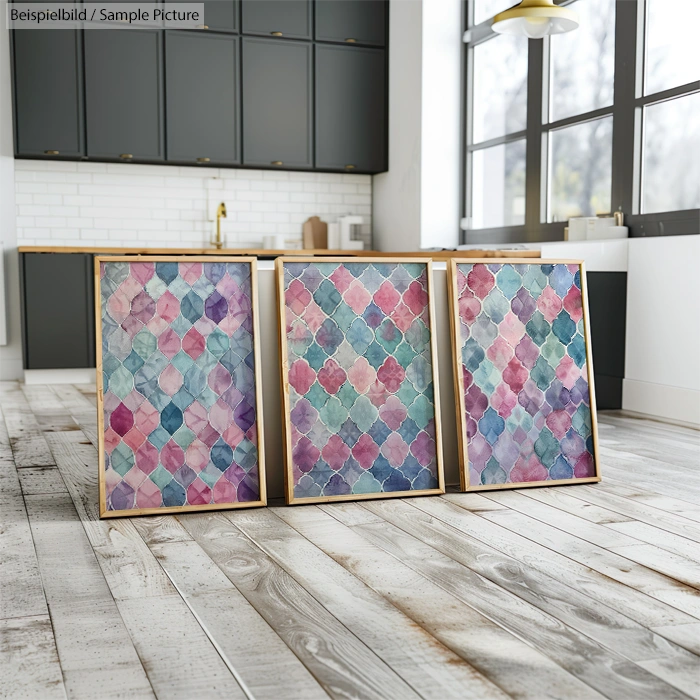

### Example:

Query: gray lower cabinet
xmin=85 ymin=29 xmax=164 ymax=161
xmin=315 ymin=44 xmax=386 ymax=173
xmin=12 ymin=29 xmax=84 ymax=158
xmin=200 ymin=0 xmax=239 ymax=31
xmin=587 ymin=272 xmax=627 ymax=409
xmin=165 ymin=31 xmax=240 ymax=165
xmin=241 ymin=0 xmax=311 ymax=39
xmin=242 ymin=38 xmax=312 ymax=169
xmin=315 ymin=0 xmax=387 ymax=46
xmin=21 ymin=254 xmax=95 ymax=370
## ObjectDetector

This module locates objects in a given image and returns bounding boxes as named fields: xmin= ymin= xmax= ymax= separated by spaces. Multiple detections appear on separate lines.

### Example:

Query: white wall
xmin=373 ymin=0 xmax=462 ymax=252
xmin=420 ymin=0 xmax=462 ymax=249
xmin=624 ymin=235 xmax=700 ymax=426
xmin=372 ymin=0 xmax=422 ymax=251
xmin=16 ymin=161 xmax=372 ymax=249
xmin=0 ymin=6 xmax=23 ymax=380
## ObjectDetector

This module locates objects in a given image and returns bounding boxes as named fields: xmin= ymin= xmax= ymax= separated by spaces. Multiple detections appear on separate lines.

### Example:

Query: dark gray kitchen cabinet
xmin=587 ymin=272 xmax=627 ymax=409
xmin=165 ymin=31 xmax=240 ymax=165
xmin=315 ymin=44 xmax=386 ymax=173
xmin=171 ymin=0 xmax=238 ymax=32
xmin=85 ymin=29 xmax=164 ymax=161
xmin=242 ymin=38 xmax=312 ymax=168
xmin=12 ymin=29 xmax=84 ymax=158
xmin=315 ymin=0 xmax=387 ymax=46
xmin=241 ymin=0 xmax=311 ymax=40
xmin=20 ymin=254 xmax=95 ymax=370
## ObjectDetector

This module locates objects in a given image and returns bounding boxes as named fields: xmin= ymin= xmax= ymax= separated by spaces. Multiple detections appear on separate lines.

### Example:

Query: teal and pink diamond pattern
xmin=456 ymin=262 xmax=596 ymax=487
xmin=282 ymin=261 xmax=440 ymax=500
xmin=100 ymin=260 xmax=262 ymax=513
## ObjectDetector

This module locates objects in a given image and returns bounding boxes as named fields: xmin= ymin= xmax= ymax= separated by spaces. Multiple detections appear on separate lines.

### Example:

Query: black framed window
xmin=462 ymin=0 xmax=700 ymax=243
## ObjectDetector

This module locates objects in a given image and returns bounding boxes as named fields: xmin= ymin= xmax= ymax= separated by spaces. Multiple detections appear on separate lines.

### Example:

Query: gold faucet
xmin=212 ymin=202 xmax=227 ymax=249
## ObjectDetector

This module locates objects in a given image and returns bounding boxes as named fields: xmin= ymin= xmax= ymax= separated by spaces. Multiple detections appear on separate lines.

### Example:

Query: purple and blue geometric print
xmin=455 ymin=262 xmax=597 ymax=488
xmin=99 ymin=260 xmax=262 ymax=513
xmin=281 ymin=260 xmax=441 ymax=500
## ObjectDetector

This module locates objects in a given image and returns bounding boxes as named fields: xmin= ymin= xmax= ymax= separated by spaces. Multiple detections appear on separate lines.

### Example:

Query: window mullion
xmin=611 ymin=0 xmax=642 ymax=216
xmin=525 ymin=37 xmax=546 ymax=239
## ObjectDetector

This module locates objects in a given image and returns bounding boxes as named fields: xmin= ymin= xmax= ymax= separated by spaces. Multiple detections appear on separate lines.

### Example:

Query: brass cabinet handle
xmin=345 ymin=164 xmax=356 ymax=170
xmin=345 ymin=38 xmax=357 ymax=43
xmin=197 ymin=157 xmax=211 ymax=163
xmin=271 ymin=160 xmax=283 ymax=166
xmin=270 ymin=31 xmax=283 ymax=36
xmin=44 ymin=150 xmax=59 ymax=155
xmin=197 ymin=24 xmax=209 ymax=29
xmin=120 ymin=153 xmax=133 ymax=159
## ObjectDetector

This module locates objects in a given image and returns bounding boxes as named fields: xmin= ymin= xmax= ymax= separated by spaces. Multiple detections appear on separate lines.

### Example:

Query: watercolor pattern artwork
xmin=278 ymin=259 xmax=444 ymax=503
xmin=450 ymin=260 xmax=599 ymax=491
xmin=97 ymin=258 xmax=265 ymax=517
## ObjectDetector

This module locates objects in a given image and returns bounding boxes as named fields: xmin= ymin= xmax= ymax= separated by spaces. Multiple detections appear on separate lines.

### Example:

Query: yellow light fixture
xmin=492 ymin=0 xmax=579 ymax=39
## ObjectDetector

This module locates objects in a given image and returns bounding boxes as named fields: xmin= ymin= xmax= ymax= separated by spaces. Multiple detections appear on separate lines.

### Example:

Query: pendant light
xmin=492 ymin=0 xmax=579 ymax=39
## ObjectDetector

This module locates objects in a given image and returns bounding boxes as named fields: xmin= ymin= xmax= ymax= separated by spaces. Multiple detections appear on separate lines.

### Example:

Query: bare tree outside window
xmin=473 ymin=34 xmax=528 ymax=142
xmin=547 ymin=0 xmax=615 ymax=221
xmin=550 ymin=0 xmax=615 ymax=121
xmin=549 ymin=117 xmax=613 ymax=221
xmin=643 ymin=93 xmax=700 ymax=213
xmin=645 ymin=0 xmax=700 ymax=94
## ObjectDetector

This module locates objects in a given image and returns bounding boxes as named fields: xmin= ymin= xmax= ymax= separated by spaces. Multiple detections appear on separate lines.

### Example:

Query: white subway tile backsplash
xmin=290 ymin=193 xmax=317 ymax=203
xmin=15 ymin=160 xmax=372 ymax=248
xmin=330 ymin=184 xmax=358 ymax=194
xmin=250 ymin=180 xmax=277 ymax=191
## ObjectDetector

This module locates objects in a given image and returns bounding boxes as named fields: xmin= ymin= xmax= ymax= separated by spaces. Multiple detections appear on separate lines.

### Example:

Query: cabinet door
xmin=21 ymin=254 xmax=95 ymax=370
xmin=85 ymin=29 xmax=164 ymax=161
xmin=315 ymin=45 xmax=386 ymax=173
xmin=241 ymin=38 xmax=312 ymax=169
xmin=241 ymin=0 xmax=311 ymax=39
xmin=315 ymin=0 xmax=387 ymax=47
xmin=202 ymin=0 xmax=238 ymax=31
xmin=12 ymin=29 xmax=84 ymax=157
xmin=165 ymin=32 xmax=239 ymax=165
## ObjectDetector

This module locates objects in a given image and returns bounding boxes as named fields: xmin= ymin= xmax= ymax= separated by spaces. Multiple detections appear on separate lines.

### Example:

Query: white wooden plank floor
xmin=1 ymin=380 xmax=699 ymax=700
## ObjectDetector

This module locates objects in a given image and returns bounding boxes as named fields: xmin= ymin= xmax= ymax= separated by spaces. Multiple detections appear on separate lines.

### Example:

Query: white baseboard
xmin=622 ymin=378 xmax=700 ymax=428
xmin=24 ymin=368 xmax=95 ymax=385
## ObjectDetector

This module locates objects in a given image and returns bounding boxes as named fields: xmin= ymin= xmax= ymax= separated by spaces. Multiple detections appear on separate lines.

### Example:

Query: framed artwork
xmin=448 ymin=259 xmax=600 ymax=491
xmin=96 ymin=257 xmax=266 ymax=518
xmin=277 ymin=258 xmax=445 ymax=504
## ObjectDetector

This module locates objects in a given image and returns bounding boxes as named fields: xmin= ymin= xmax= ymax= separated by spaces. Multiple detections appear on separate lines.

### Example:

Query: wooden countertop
xmin=18 ymin=246 xmax=540 ymax=259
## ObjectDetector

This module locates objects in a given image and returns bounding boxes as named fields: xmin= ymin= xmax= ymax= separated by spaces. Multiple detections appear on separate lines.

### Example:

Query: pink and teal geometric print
xmin=99 ymin=260 xmax=262 ymax=513
xmin=456 ymin=262 xmax=596 ymax=487
xmin=282 ymin=261 xmax=440 ymax=500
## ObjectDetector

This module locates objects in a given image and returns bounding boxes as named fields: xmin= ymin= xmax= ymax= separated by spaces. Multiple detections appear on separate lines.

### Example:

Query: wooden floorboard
xmin=0 ymin=384 xmax=55 ymax=468
xmin=180 ymin=511 xmax=422 ymax=700
xmin=1 ymin=382 xmax=699 ymax=700
xmin=24 ymin=493 xmax=155 ymax=699
xmin=151 ymin=536 xmax=331 ymax=699
xmin=230 ymin=507 xmax=512 ymax=700
xmin=0 ymin=616 xmax=66 ymax=700
xmin=276 ymin=505 xmax=604 ymax=700
xmin=366 ymin=498 xmax=700 ymax=699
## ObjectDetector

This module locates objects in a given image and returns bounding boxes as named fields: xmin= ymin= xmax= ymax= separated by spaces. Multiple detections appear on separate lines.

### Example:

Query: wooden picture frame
xmin=447 ymin=258 xmax=601 ymax=492
xmin=277 ymin=257 xmax=445 ymax=504
xmin=96 ymin=256 xmax=266 ymax=518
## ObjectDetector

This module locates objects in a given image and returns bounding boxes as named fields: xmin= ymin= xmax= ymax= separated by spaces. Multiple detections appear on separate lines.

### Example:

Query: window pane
xmin=548 ymin=117 xmax=612 ymax=222
xmin=471 ymin=140 xmax=526 ymax=229
xmin=642 ymin=93 xmax=700 ymax=213
xmin=550 ymin=0 xmax=615 ymax=122
xmin=645 ymin=0 xmax=700 ymax=95
xmin=473 ymin=0 xmax=514 ymax=26
xmin=473 ymin=35 xmax=528 ymax=143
